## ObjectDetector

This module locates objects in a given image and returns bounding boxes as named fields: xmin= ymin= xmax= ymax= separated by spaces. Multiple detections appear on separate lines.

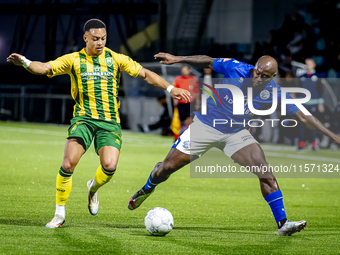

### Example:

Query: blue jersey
xmin=195 ymin=58 xmax=299 ymax=133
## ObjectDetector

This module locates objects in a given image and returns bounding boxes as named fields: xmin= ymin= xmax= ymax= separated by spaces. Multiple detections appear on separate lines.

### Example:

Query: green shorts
xmin=66 ymin=116 xmax=122 ymax=154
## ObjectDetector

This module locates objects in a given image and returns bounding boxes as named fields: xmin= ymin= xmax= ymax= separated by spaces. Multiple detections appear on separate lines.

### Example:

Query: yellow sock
xmin=56 ymin=167 xmax=73 ymax=206
xmin=91 ymin=165 xmax=116 ymax=193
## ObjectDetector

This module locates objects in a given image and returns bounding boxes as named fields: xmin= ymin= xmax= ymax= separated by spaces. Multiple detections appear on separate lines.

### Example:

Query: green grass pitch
xmin=0 ymin=121 xmax=339 ymax=254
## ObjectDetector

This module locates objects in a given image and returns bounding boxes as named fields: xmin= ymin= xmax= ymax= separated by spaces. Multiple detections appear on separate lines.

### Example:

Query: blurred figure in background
xmin=283 ymin=70 xmax=296 ymax=98
xmin=173 ymin=66 xmax=200 ymax=128
xmin=277 ymin=70 xmax=299 ymax=145
xmin=297 ymin=58 xmax=324 ymax=152
xmin=138 ymin=95 xmax=172 ymax=136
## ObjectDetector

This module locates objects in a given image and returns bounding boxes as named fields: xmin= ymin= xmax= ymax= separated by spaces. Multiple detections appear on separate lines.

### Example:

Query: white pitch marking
xmin=261 ymin=145 xmax=296 ymax=151
xmin=0 ymin=126 xmax=173 ymax=146
xmin=0 ymin=139 xmax=172 ymax=147
xmin=0 ymin=140 xmax=65 ymax=145
xmin=0 ymin=126 xmax=172 ymax=142
xmin=265 ymin=151 xmax=340 ymax=163
xmin=0 ymin=126 xmax=65 ymax=136
xmin=1 ymin=125 xmax=339 ymax=160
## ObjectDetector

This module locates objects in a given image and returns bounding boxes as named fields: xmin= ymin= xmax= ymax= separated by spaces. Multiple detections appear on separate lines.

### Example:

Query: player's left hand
xmin=7 ymin=53 xmax=24 ymax=66
xmin=154 ymin=52 xmax=180 ymax=65
xmin=171 ymin=88 xmax=191 ymax=103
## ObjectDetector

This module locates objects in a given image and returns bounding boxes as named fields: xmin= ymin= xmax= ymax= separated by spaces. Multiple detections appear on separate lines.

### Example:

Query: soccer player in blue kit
xmin=128 ymin=53 xmax=340 ymax=236
xmin=297 ymin=58 xmax=324 ymax=152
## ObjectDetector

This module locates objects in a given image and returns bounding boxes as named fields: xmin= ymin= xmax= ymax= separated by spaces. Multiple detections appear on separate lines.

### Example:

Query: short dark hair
xmin=83 ymin=19 xmax=106 ymax=33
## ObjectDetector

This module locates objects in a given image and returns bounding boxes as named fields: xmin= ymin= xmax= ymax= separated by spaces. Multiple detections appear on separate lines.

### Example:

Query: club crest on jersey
xmin=105 ymin=57 xmax=113 ymax=67
xmin=183 ymin=141 xmax=191 ymax=149
xmin=260 ymin=90 xmax=270 ymax=100
xmin=70 ymin=124 xmax=77 ymax=134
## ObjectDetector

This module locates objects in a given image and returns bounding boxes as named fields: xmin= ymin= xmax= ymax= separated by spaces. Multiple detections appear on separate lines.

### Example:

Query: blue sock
xmin=143 ymin=174 xmax=159 ymax=193
xmin=264 ymin=190 xmax=287 ymax=223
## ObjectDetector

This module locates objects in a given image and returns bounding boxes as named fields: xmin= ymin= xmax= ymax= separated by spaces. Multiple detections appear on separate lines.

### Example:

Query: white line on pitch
xmin=0 ymin=126 xmax=65 ymax=136
xmin=0 ymin=126 xmax=172 ymax=143
xmin=0 ymin=140 xmax=65 ymax=145
xmin=1 ymin=138 xmax=339 ymax=160
xmin=265 ymin=151 xmax=340 ymax=163
xmin=0 ymin=139 xmax=171 ymax=147
xmin=261 ymin=145 xmax=296 ymax=151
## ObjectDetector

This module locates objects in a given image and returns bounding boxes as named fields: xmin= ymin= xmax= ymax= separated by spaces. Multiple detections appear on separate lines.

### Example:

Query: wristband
xmin=166 ymin=85 xmax=174 ymax=93
xmin=21 ymin=56 xmax=32 ymax=69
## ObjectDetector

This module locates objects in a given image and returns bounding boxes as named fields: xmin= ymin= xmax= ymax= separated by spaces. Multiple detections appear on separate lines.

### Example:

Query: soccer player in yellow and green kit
xmin=7 ymin=19 xmax=190 ymax=228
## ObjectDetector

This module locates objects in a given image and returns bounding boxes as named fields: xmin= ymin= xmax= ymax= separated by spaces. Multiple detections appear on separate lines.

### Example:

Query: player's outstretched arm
xmin=138 ymin=68 xmax=191 ymax=102
xmin=293 ymin=110 xmax=340 ymax=144
xmin=154 ymin=52 xmax=216 ymax=69
xmin=7 ymin=53 xmax=52 ymax=76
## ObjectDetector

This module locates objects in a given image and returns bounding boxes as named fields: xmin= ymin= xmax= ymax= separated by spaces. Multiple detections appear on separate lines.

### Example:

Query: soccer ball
xmin=144 ymin=207 xmax=174 ymax=236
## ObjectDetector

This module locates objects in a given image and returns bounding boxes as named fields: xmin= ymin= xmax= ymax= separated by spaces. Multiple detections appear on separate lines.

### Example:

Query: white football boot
xmin=278 ymin=220 xmax=307 ymax=236
xmin=87 ymin=180 xmax=99 ymax=215
xmin=45 ymin=214 xmax=65 ymax=228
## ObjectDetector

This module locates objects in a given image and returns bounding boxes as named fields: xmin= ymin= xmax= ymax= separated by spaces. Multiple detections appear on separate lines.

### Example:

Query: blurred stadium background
xmin=1 ymin=0 xmax=340 ymax=147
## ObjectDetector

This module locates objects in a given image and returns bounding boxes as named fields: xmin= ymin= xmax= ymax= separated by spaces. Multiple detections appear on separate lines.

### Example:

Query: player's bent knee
xmin=101 ymin=162 xmax=117 ymax=171
xmin=61 ymin=161 xmax=76 ymax=172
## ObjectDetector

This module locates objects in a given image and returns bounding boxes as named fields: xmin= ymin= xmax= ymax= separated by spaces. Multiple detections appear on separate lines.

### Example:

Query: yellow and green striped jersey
xmin=48 ymin=47 xmax=142 ymax=123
